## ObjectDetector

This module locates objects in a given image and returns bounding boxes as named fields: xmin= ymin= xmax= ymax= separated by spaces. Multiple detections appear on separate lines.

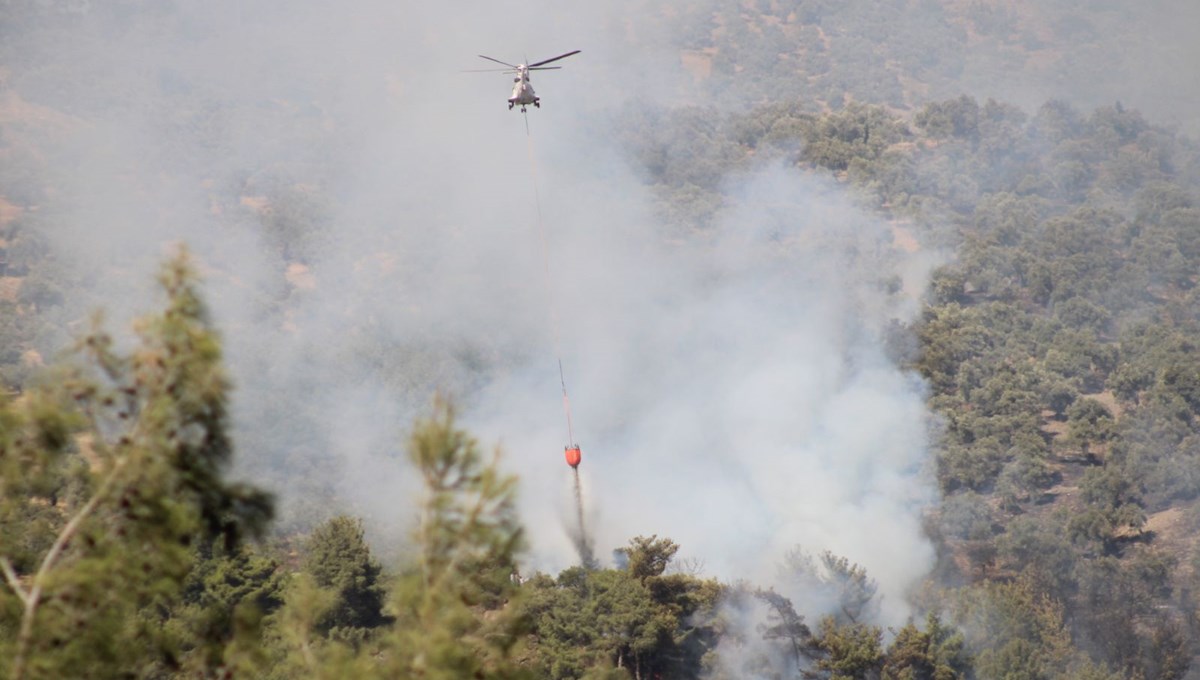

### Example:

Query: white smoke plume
xmin=0 ymin=0 xmax=943 ymax=627
xmin=487 ymin=159 xmax=942 ymax=625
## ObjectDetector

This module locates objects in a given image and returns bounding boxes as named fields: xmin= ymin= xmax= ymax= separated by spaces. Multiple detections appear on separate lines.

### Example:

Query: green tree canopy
xmin=0 ymin=247 xmax=273 ymax=680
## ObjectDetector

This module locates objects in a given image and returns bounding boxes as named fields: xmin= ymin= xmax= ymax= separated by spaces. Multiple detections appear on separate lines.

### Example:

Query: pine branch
xmin=0 ymin=556 xmax=29 ymax=606
xmin=9 ymin=457 xmax=126 ymax=680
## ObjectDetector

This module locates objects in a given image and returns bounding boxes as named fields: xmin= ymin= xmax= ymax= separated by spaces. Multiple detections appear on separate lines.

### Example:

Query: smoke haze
xmin=3 ymin=0 xmax=1195 ymax=630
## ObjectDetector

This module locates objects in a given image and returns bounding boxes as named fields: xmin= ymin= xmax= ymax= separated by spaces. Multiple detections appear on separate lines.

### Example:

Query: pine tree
xmin=303 ymin=515 xmax=389 ymax=638
xmin=382 ymin=400 xmax=529 ymax=679
xmin=0 ymin=247 xmax=273 ymax=679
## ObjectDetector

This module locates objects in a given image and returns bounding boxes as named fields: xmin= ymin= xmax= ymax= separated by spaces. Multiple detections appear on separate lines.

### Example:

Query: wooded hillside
xmin=3 ymin=1 xmax=1200 ymax=678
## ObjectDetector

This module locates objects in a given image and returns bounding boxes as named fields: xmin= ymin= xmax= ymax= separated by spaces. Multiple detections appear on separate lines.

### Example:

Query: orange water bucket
xmin=564 ymin=445 xmax=582 ymax=468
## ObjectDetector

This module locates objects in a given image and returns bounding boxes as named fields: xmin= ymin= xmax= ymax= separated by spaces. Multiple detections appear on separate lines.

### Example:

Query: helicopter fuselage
xmin=508 ymin=66 xmax=540 ymax=111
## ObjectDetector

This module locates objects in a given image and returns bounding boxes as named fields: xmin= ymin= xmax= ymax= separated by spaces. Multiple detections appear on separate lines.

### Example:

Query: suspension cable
xmin=523 ymin=110 xmax=577 ymax=446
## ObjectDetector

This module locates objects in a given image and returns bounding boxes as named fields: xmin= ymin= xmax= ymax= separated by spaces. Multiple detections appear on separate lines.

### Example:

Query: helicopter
xmin=473 ymin=50 xmax=580 ymax=112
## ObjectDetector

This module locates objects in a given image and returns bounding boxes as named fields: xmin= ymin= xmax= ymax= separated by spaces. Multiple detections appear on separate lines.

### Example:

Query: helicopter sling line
xmin=522 ymin=111 xmax=577 ymax=454
xmin=522 ymin=111 xmax=595 ymax=568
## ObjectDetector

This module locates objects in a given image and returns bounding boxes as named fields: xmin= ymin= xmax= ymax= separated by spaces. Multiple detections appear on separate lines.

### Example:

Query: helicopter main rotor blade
xmin=527 ymin=66 xmax=563 ymax=71
xmin=528 ymin=50 xmax=581 ymax=68
xmin=478 ymin=54 xmax=519 ymax=68
xmin=462 ymin=67 xmax=516 ymax=73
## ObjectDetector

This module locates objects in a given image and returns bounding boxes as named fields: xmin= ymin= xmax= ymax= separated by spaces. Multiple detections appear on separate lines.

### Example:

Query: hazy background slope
xmin=664 ymin=0 xmax=1200 ymax=134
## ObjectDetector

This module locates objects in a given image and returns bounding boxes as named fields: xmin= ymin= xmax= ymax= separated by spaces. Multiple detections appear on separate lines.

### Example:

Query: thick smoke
xmin=481 ymin=159 xmax=941 ymax=625
xmin=3 ymin=0 xmax=938 ymax=625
